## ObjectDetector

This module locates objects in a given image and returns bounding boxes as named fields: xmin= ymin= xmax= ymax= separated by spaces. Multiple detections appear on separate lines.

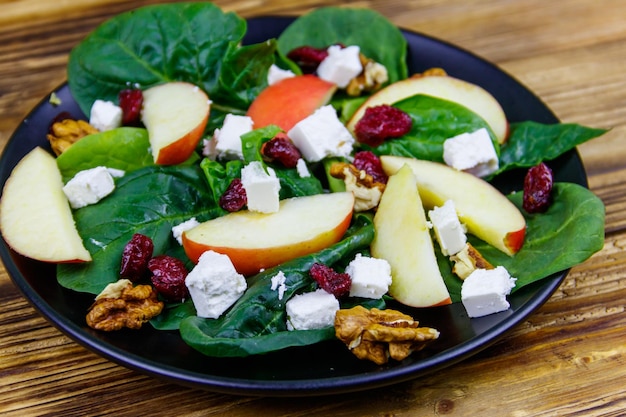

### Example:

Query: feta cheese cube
xmin=62 ymin=166 xmax=116 ymax=209
xmin=345 ymin=254 xmax=392 ymax=299
xmin=443 ymin=127 xmax=499 ymax=177
xmin=270 ymin=271 xmax=287 ymax=300
xmin=317 ymin=45 xmax=363 ymax=88
xmin=428 ymin=200 xmax=467 ymax=256
xmin=185 ymin=250 xmax=247 ymax=319
xmin=286 ymin=289 xmax=340 ymax=331
xmin=461 ymin=266 xmax=517 ymax=318
xmin=89 ymin=100 xmax=123 ymax=131
xmin=295 ymin=158 xmax=311 ymax=178
xmin=267 ymin=64 xmax=296 ymax=85
xmin=208 ymin=114 xmax=254 ymax=160
xmin=171 ymin=217 xmax=200 ymax=245
xmin=287 ymin=105 xmax=355 ymax=162
xmin=240 ymin=161 xmax=281 ymax=213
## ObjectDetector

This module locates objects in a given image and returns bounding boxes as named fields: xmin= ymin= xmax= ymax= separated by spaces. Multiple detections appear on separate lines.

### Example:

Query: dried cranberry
xmin=262 ymin=137 xmax=302 ymax=168
xmin=523 ymin=162 xmax=554 ymax=213
xmin=309 ymin=263 xmax=351 ymax=298
xmin=353 ymin=151 xmax=388 ymax=184
xmin=118 ymin=89 xmax=143 ymax=126
xmin=219 ymin=178 xmax=247 ymax=212
xmin=148 ymin=255 xmax=189 ymax=302
xmin=354 ymin=105 xmax=413 ymax=147
xmin=287 ymin=45 xmax=329 ymax=73
xmin=120 ymin=233 xmax=154 ymax=281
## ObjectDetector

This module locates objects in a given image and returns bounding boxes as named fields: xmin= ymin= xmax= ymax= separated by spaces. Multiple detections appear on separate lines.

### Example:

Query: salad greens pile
xmin=58 ymin=2 xmax=605 ymax=358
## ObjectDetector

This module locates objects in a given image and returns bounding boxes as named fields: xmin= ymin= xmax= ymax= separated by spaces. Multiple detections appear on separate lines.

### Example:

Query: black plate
xmin=0 ymin=16 xmax=587 ymax=396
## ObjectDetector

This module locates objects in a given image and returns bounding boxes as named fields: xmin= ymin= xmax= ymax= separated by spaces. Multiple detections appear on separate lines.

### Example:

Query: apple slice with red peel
xmin=371 ymin=164 xmax=451 ymax=308
xmin=141 ymin=82 xmax=210 ymax=165
xmin=0 ymin=147 xmax=91 ymax=263
xmin=346 ymin=74 xmax=509 ymax=144
xmin=182 ymin=192 xmax=354 ymax=276
xmin=246 ymin=75 xmax=337 ymax=132
xmin=380 ymin=155 xmax=526 ymax=255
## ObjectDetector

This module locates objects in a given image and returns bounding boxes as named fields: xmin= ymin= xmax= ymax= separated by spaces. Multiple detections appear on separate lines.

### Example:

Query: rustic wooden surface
xmin=1 ymin=0 xmax=625 ymax=415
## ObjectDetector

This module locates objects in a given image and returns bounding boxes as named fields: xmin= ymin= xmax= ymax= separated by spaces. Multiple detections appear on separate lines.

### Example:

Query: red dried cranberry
xmin=148 ymin=255 xmax=189 ymax=302
xmin=118 ymin=89 xmax=143 ymax=126
xmin=523 ymin=162 xmax=554 ymax=213
xmin=353 ymin=151 xmax=388 ymax=184
xmin=354 ymin=105 xmax=413 ymax=147
xmin=287 ymin=45 xmax=329 ymax=73
xmin=219 ymin=178 xmax=247 ymax=212
xmin=262 ymin=137 xmax=302 ymax=168
xmin=120 ymin=233 xmax=154 ymax=281
xmin=309 ymin=263 xmax=351 ymax=298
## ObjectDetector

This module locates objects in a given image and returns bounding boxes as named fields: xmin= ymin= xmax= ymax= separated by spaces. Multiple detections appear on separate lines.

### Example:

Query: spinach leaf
xmin=57 ymin=165 xmax=220 ymax=294
xmin=276 ymin=7 xmax=408 ymax=84
xmin=56 ymin=127 xmax=154 ymax=182
xmin=493 ymin=121 xmax=608 ymax=176
xmin=179 ymin=214 xmax=376 ymax=357
xmin=443 ymin=182 xmax=605 ymax=302
xmin=366 ymin=95 xmax=498 ymax=162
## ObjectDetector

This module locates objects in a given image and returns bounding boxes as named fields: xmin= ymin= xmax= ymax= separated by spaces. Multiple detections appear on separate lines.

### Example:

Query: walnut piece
xmin=335 ymin=306 xmax=440 ymax=365
xmin=330 ymin=162 xmax=385 ymax=211
xmin=410 ymin=67 xmax=448 ymax=79
xmin=47 ymin=119 xmax=99 ymax=155
xmin=345 ymin=54 xmax=389 ymax=97
xmin=450 ymin=243 xmax=494 ymax=279
xmin=86 ymin=281 xmax=164 ymax=331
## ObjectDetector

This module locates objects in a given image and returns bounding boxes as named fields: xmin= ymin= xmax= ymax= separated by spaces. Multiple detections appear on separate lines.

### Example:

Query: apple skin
xmin=182 ymin=192 xmax=354 ymax=276
xmin=380 ymin=155 xmax=526 ymax=256
xmin=346 ymin=74 xmax=509 ymax=144
xmin=246 ymin=75 xmax=337 ymax=132
xmin=141 ymin=82 xmax=210 ymax=165
xmin=0 ymin=147 xmax=91 ymax=263
xmin=371 ymin=164 xmax=451 ymax=308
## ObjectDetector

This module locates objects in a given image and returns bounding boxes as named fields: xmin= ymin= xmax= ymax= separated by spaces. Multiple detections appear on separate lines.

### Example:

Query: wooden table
xmin=1 ymin=0 xmax=624 ymax=415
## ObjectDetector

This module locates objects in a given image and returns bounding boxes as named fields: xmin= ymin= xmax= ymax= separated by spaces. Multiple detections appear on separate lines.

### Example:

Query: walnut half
xmin=86 ymin=280 xmax=164 ymax=331
xmin=335 ymin=306 xmax=440 ymax=365
xmin=47 ymin=119 xmax=99 ymax=156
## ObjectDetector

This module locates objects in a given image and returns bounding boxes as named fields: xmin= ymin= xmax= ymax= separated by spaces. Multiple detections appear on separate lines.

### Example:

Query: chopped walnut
xmin=335 ymin=306 xmax=440 ymax=365
xmin=330 ymin=162 xmax=385 ymax=211
xmin=450 ymin=243 xmax=494 ymax=279
xmin=345 ymin=54 xmax=389 ymax=97
xmin=410 ymin=67 xmax=448 ymax=79
xmin=86 ymin=280 xmax=164 ymax=331
xmin=47 ymin=119 xmax=99 ymax=155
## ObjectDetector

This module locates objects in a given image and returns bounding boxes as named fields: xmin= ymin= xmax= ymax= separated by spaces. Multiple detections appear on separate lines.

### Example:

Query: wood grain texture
xmin=1 ymin=0 xmax=625 ymax=415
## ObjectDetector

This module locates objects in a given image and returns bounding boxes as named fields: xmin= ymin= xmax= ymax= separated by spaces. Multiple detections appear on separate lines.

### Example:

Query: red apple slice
xmin=381 ymin=156 xmax=526 ymax=255
xmin=141 ymin=82 xmax=210 ymax=165
xmin=371 ymin=164 xmax=451 ymax=307
xmin=0 ymin=147 xmax=91 ymax=262
xmin=182 ymin=192 xmax=354 ymax=276
xmin=346 ymin=74 xmax=509 ymax=144
xmin=246 ymin=75 xmax=337 ymax=132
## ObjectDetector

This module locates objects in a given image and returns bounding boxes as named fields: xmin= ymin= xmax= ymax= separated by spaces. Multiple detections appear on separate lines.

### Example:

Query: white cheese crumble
xmin=62 ymin=166 xmax=116 ymax=209
xmin=295 ymin=158 xmax=311 ymax=178
xmin=461 ymin=266 xmax=517 ymax=318
xmin=267 ymin=64 xmax=296 ymax=85
xmin=185 ymin=250 xmax=247 ymax=319
xmin=317 ymin=45 xmax=363 ymax=88
xmin=171 ymin=217 xmax=200 ymax=245
xmin=89 ymin=100 xmax=123 ymax=132
xmin=443 ymin=127 xmax=499 ymax=178
xmin=286 ymin=289 xmax=339 ymax=331
xmin=428 ymin=200 xmax=467 ymax=256
xmin=345 ymin=253 xmax=392 ymax=299
xmin=287 ymin=105 xmax=355 ymax=162
xmin=270 ymin=271 xmax=287 ymax=300
xmin=240 ymin=161 xmax=281 ymax=213
xmin=205 ymin=114 xmax=254 ymax=160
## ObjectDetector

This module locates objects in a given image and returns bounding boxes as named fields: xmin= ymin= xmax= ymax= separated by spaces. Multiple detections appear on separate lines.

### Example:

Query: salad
xmin=0 ymin=3 xmax=606 ymax=364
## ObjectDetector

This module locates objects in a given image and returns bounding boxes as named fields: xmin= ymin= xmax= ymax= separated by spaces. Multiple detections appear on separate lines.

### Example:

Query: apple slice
xmin=182 ymin=192 xmax=354 ymax=276
xmin=380 ymin=156 xmax=526 ymax=255
xmin=346 ymin=74 xmax=508 ymax=144
xmin=0 ymin=147 xmax=91 ymax=262
xmin=246 ymin=75 xmax=337 ymax=132
xmin=371 ymin=164 xmax=451 ymax=307
xmin=141 ymin=82 xmax=210 ymax=165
